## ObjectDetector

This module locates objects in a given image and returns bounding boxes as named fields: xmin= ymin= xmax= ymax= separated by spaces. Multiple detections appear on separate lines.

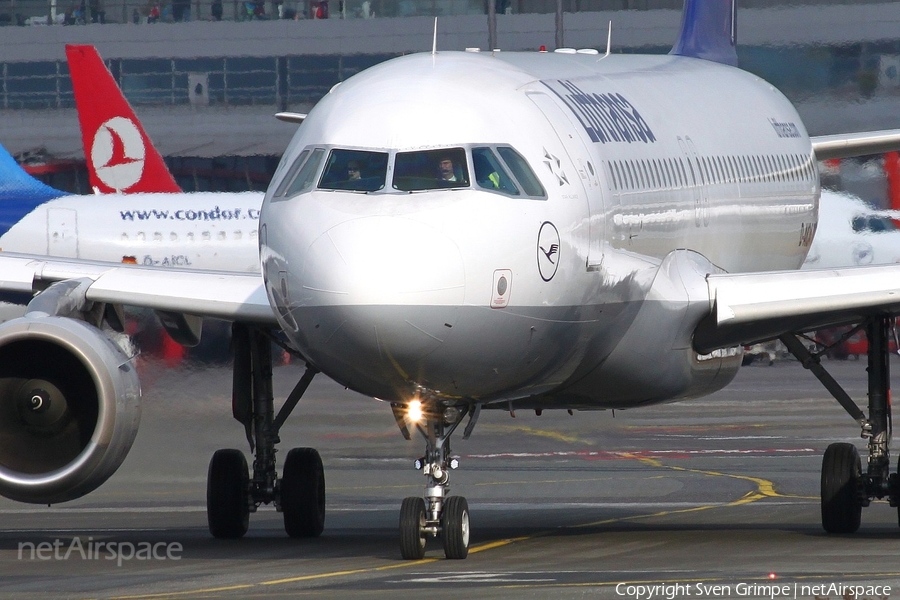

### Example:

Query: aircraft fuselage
xmin=0 ymin=191 xmax=263 ymax=273
xmin=260 ymin=51 xmax=819 ymax=409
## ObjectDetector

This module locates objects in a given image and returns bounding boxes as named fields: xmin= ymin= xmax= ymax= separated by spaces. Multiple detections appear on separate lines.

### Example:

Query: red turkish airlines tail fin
xmin=65 ymin=44 xmax=182 ymax=193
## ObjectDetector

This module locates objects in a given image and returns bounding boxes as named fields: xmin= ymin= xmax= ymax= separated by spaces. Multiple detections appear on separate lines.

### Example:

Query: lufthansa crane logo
xmin=537 ymin=221 xmax=560 ymax=282
xmin=91 ymin=116 xmax=146 ymax=191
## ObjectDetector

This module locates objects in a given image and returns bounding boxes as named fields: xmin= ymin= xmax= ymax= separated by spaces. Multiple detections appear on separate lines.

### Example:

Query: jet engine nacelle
xmin=0 ymin=315 xmax=141 ymax=504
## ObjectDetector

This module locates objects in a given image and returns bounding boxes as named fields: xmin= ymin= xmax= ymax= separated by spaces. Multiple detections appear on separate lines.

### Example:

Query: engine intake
xmin=0 ymin=315 xmax=141 ymax=504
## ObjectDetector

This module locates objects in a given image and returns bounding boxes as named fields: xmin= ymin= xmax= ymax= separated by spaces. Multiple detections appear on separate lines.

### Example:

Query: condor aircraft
xmin=0 ymin=146 xmax=261 ymax=272
xmin=5 ymin=0 xmax=900 ymax=560
xmin=804 ymin=190 xmax=900 ymax=269
xmin=0 ymin=44 xmax=264 ymax=274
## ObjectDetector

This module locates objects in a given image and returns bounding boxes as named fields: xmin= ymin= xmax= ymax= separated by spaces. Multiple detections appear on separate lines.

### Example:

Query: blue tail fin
xmin=669 ymin=0 xmax=738 ymax=67
xmin=0 ymin=143 xmax=69 ymax=237
xmin=0 ymin=144 xmax=67 ymax=204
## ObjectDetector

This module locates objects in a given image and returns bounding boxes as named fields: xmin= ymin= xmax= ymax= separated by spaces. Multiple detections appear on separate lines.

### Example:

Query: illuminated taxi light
xmin=407 ymin=399 xmax=423 ymax=423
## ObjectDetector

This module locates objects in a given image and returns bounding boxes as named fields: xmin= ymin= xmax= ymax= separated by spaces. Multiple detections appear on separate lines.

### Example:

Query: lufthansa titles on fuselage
xmin=543 ymin=80 xmax=656 ymax=145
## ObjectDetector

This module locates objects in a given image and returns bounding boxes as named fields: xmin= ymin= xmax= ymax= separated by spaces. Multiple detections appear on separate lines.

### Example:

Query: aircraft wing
xmin=0 ymin=253 xmax=276 ymax=324
xmin=811 ymin=129 xmax=900 ymax=160
xmin=693 ymin=263 xmax=900 ymax=353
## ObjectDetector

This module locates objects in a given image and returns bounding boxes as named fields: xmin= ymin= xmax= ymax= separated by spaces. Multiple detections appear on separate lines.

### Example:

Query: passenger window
xmin=283 ymin=148 xmax=325 ymax=197
xmin=472 ymin=147 xmax=519 ymax=195
xmin=272 ymin=149 xmax=310 ymax=198
xmin=393 ymin=148 xmax=469 ymax=191
xmin=497 ymin=147 xmax=546 ymax=197
xmin=319 ymin=149 xmax=388 ymax=192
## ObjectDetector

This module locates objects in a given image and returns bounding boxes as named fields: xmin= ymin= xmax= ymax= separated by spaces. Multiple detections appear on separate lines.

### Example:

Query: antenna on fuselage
xmin=432 ymin=17 xmax=438 ymax=55
xmin=603 ymin=21 xmax=612 ymax=58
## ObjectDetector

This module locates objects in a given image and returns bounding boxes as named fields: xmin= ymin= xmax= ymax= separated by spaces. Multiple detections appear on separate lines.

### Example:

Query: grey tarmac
xmin=1 ymin=356 xmax=897 ymax=599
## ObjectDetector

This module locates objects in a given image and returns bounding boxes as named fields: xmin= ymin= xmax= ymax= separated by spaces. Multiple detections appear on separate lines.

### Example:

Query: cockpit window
xmin=272 ymin=149 xmax=309 ymax=198
xmin=281 ymin=148 xmax=325 ymax=198
xmin=852 ymin=214 xmax=898 ymax=234
xmin=472 ymin=147 xmax=519 ymax=196
xmin=272 ymin=144 xmax=545 ymax=200
xmin=319 ymin=149 xmax=388 ymax=192
xmin=497 ymin=146 xmax=546 ymax=197
xmin=393 ymin=148 xmax=469 ymax=192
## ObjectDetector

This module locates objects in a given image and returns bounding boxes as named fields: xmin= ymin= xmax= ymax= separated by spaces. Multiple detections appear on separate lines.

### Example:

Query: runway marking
xmin=468 ymin=448 xmax=817 ymax=459
xmin=0 ymin=507 xmax=207 ymax=515
xmin=107 ymin=537 xmax=530 ymax=599
xmin=620 ymin=424 xmax=769 ymax=433
xmin=99 ymin=424 xmax=815 ymax=598
xmin=484 ymin=424 xmax=584 ymax=443
xmin=495 ymin=571 xmax=900 ymax=592
xmin=569 ymin=452 xmax=814 ymax=528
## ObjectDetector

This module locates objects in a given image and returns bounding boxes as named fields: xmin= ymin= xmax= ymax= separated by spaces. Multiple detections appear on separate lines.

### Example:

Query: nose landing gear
xmin=395 ymin=400 xmax=478 ymax=559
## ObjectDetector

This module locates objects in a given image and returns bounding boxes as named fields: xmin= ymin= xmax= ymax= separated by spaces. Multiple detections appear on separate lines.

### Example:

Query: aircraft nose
xmin=300 ymin=216 xmax=465 ymax=305
xmin=292 ymin=216 xmax=466 ymax=397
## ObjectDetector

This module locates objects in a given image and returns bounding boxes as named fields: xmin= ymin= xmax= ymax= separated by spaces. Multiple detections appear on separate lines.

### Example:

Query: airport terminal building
xmin=0 ymin=0 xmax=898 ymax=192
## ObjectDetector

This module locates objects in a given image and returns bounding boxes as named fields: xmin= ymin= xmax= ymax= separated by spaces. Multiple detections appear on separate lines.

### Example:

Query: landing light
xmin=407 ymin=399 xmax=423 ymax=423
xmin=442 ymin=406 xmax=460 ymax=424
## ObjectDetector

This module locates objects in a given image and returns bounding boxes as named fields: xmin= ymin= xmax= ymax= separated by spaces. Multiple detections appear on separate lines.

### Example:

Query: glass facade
xmin=4 ymin=43 xmax=900 ymax=111
xmin=0 ymin=53 xmax=397 ymax=110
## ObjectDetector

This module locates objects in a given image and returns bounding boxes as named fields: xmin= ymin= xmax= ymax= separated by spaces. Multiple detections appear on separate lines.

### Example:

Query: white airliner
xmin=805 ymin=189 xmax=900 ymax=268
xmin=4 ymin=0 xmax=900 ymax=561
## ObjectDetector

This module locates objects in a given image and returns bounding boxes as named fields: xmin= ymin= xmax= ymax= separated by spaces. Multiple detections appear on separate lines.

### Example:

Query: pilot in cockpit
xmin=347 ymin=160 xmax=361 ymax=181
xmin=437 ymin=156 xmax=458 ymax=184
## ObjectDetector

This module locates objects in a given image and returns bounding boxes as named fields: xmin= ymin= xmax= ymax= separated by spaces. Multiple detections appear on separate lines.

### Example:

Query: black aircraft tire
xmin=399 ymin=496 xmax=427 ymax=560
xmin=896 ymin=460 xmax=900 ymax=529
xmin=442 ymin=496 xmax=470 ymax=559
xmin=282 ymin=447 xmax=326 ymax=538
xmin=821 ymin=442 xmax=862 ymax=534
xmin=207 ymin=449 xmax=250 ymax=539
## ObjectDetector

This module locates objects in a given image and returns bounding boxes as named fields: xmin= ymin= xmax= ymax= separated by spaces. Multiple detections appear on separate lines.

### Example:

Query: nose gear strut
xmin=394 ymin=400 xmax=479 ymax=559
xmin=207 ymin=323 xmax=325 ymax=539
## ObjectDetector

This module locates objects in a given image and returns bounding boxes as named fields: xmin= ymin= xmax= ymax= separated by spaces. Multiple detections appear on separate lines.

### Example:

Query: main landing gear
xmin=393 ymin=399 xmax=480 ymax=559
xmin=207 ymin=324 xmax=324 ymax=539
xmin=781 ymin=315 xmax=898 ymax=533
